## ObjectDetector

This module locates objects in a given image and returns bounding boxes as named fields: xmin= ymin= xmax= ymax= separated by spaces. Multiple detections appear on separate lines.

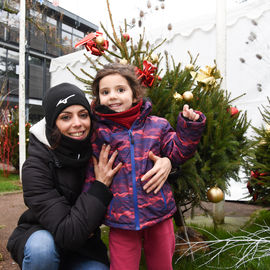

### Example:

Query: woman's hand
xmin=141 ymin=151 xmax=172 ymax=194
xmin=93 ymin=144 xmax=122 ymax=187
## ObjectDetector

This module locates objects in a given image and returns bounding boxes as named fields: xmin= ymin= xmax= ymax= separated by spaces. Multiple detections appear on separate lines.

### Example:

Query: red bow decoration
xmin=250 ymin=170 xmax=260 ymax=179
xmin=135 ymin=60 xmax=161 ymax=87
xmin=250 ymin=170 xmax=268 ymax=179
xmin=75 ymin=31 xmax=109 ymax=56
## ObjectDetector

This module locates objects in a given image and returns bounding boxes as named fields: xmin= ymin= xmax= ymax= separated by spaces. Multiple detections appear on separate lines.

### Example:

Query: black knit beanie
xmin=42 ymin=83 xmax=91 ymax=129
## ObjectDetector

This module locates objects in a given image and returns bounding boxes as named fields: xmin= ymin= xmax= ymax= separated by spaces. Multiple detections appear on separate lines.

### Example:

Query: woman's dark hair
xmin=92 ymin=63 xmax=146 ymax=104
xmin=49 ymin=126 xmax=62 ymax=149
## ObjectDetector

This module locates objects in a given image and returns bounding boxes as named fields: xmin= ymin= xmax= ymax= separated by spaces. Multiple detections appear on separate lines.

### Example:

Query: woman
xmin=7 ymin=83 xmax=172 ymax=270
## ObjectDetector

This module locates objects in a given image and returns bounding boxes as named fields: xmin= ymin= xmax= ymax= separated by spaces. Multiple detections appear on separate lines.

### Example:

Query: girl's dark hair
xmin=92 ymin=63 xmax=146 ymax=104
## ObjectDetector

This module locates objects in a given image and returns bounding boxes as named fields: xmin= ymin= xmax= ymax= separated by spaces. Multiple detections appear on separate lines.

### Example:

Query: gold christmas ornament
xmin=150 ymin=54 xmax=159 ymax=64
xmin=185 ymin=64 xmax=194 ymax=71
xmin=182 ymin=91 xmax=193 ymax=101
xmin=120 ymin=58 xmax=128 ymax=65
xmin=168 ymin=23 xmax=172 ymax=31
xmin=173 ymin=92 xmax=183 ymax=101
xmin=144 ymin=56 xmax=150 ymax=62
xmin=95 ymin=35 xmax=105 ymax=46
xmin=207 ymin=187 xmax=224 ymax=203
xmin=259 ymin=139 xmax=267 ymax=145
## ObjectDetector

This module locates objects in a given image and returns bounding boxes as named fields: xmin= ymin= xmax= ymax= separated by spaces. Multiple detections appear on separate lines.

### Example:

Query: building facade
xmin=0 ymin=0 xmax=97 ymax=123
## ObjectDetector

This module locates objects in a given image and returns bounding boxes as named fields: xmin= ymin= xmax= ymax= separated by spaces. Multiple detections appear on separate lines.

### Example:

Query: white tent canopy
xmin=50 ymin=0 xmax=270 ymax=201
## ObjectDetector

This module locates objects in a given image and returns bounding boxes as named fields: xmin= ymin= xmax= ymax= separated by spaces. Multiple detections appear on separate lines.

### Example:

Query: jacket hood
xmin=30 ymin=118 xmax=50 ymax=147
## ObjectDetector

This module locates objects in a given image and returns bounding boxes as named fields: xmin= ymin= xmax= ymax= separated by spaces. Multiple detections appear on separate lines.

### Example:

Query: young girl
xmin=84 ymin=63 xmax=206 ymax=270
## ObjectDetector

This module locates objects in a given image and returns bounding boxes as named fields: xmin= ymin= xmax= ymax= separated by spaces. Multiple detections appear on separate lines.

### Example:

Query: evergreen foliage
xmin=246 ymin=97 xmax=270 ymax=204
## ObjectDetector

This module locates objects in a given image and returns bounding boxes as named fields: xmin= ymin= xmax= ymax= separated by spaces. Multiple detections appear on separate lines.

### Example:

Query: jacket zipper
xmin=129 ymin=129 xmax=140 ymax=230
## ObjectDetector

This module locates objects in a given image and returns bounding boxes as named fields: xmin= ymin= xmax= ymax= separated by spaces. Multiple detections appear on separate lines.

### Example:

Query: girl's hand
xmin=141 ymin=151 xmax=172 ymax=194
xmin=182 ymin=104 xmax=200 ymax=121
xmin=94 ymin=144 xmax=122 ymax=187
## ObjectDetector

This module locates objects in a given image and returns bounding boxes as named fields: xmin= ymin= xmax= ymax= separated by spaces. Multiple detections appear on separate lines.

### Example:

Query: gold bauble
xmin=207 ymin=187 xmax=224 ymax=203
xmin=182 ymin=91 xmax=193 ymax=101
xmin=185 ymin=64 xmax=194 ymax=71
xmin=173 ymin=92 xmax=183 ymax=101
xmin=96 ymin=36 xmax=105 ymax=45
xmin=151 ymin=54 xmax=159 ymax=64
xmin=120 ymin=58 xmax=128 ymax=65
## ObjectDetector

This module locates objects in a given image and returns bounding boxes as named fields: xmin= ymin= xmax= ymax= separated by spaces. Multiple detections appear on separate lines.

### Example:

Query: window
xmin=29 ymin=9 xmax=45 ymax=51
xmin=61 ymin=24 xmax=84 ymax=54
xmin=0 ymin=48 xmax=7 ymax=76
xmin=0 ymin=10 xmax=8 ymax=41
xmin=8 ymin=13 xmax=20 ymax=43
xmin=0 ymin=48 xmax=7 ymax=92
xmin=73 ymin=28 xmax=84 ymax=48
xmin=7 ymin=50 xmax=19 ymax=95
xmin=61 ymin=31 xmax=72 ymax=47
xmin=28 ymin=55 xmax=43 ymax=99
xmin=46 ymin=16 xmax=59 ymax=56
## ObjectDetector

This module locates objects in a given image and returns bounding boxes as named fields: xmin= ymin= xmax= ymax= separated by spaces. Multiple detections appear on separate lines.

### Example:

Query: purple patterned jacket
xmin=84 ymin=100 xmax=206 ymax=230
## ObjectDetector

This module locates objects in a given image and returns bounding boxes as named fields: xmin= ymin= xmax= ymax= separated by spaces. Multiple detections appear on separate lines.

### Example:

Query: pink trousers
xmin=109 ymin=218 xmax=175 ymax=270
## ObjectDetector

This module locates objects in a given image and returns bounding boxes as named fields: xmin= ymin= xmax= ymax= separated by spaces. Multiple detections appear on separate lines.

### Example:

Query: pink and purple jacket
xmin=84 ymin=100 xmax=206 ymax=230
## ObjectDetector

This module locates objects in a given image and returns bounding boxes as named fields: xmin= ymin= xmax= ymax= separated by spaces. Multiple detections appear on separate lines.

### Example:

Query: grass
xmin=0 ymin=170 xmax=21 ymax=193
xmin=172 ymin=210 xmax=270 ymax=269
xmin=101 ymin=210 xmax=270 ymax=270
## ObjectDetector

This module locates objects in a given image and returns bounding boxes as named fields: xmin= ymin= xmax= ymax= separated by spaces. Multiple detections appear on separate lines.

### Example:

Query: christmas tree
xmin=246 ymin=97 xmax=270 ymax=204
xmin=71 ymin=0 xmax=250 ymax=224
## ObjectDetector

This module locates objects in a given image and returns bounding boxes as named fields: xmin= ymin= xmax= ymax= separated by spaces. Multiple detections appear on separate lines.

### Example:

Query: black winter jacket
xmin=7 ymin=119 xmax=112 ymax=269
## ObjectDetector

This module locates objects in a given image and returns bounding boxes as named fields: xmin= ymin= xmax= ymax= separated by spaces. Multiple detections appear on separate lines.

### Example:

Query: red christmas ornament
xmin=122 ymin=33 xmax=130 ymax=42
xmin=227 ymin=106 xmax=239 ymax=116
xmin=75 ymin=31 xmax=109 ymax=56
xmin=135 ymin=60 xmax=161 ymax=87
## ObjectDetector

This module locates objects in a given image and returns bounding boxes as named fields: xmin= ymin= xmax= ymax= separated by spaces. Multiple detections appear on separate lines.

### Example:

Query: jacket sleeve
xmin=22 ymin=156 xmax=112 ymax=250
xmin=160 ymin=111 xmax=206 ymax=167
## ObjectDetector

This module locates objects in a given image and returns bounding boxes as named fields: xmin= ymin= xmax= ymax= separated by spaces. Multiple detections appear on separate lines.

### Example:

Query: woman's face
xmin=55 ymin=105 xmax=91 ymax=140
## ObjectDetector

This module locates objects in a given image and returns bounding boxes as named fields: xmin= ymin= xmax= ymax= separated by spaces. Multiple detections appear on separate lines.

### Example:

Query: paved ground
xmin=0 ymin=192 xmax=268 ymax=270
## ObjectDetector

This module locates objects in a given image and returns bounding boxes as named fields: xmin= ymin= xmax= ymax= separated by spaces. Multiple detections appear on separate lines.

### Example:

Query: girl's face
xmin=99 ymin=74 xmax=136 ymax=112
xmin=56 ymin=105 xmax=90 ymax=140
